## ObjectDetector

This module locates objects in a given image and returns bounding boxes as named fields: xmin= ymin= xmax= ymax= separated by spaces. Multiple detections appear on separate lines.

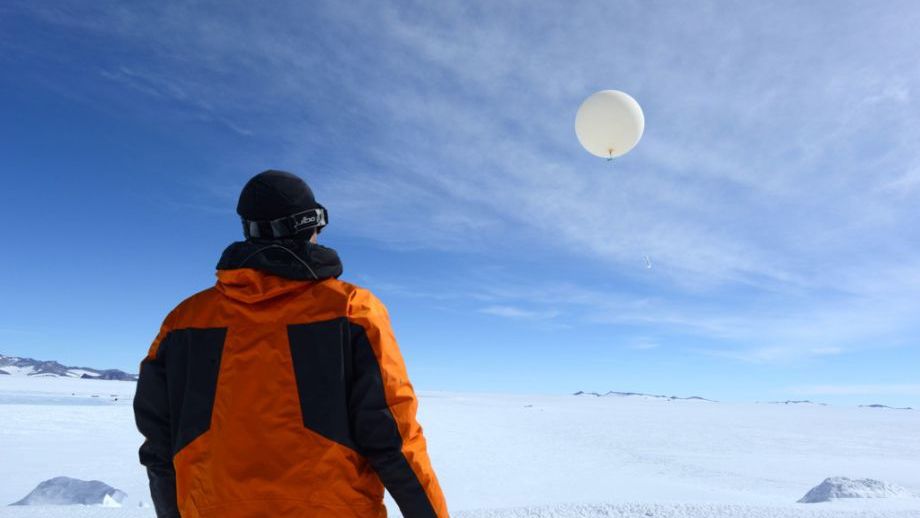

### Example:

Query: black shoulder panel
xmin=348 ymin=323 xmax=438 ymax=518
xmin=287 ymin=318 xmax=357 ymax=450
xmin=156 ymin=327 xmax=227 ymax=456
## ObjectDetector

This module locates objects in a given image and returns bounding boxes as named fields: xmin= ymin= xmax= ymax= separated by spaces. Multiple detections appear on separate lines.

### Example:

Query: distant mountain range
xmin=573 ymin=390 xmax=716 ymax=402
xmin=762 ymin=401 xmax=913 ymax=410
xmin=573 ymin=392 xmax=913 ymax=410
xmin=765 ymin=400 xmax=828 ymax=406
xmin=0 ymin=354 xmax=137 ymax=381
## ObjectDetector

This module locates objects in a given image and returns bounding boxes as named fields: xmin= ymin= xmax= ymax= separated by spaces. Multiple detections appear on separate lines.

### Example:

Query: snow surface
xmin=0 ymin=366 xmax=36 ymax=377
xmin=1 ymin=376 xmax=919 ymax=517
xmin=0 ymin=502 xmax=919 ymax=518
xmin=101 ymin=494 xmax=123 ymax=508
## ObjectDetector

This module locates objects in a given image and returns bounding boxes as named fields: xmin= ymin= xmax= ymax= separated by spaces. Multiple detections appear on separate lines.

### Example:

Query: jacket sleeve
xmin=133 ymin=322 xmax=180 ymax=518
xmin=347 ymin=288 xmax=449 ymax=518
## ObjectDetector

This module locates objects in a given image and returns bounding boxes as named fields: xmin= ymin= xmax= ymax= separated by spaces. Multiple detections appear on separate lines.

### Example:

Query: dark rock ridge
xmin=11 ymin=476 xmax=127 ymax=506
xmin=0 ymin=354 xmax=137 ymax=381
xmin=860 ymin=404 xmax=913 ymax=410
xmin=573 ymin=390 xmax=716 ymax=402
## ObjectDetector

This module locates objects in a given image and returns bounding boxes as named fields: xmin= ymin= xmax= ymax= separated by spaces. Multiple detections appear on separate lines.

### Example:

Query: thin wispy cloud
xmin=480 ymin=305 xmax=559 ymax=321
xmin=627 ymin=339 xmax=660 ymax=351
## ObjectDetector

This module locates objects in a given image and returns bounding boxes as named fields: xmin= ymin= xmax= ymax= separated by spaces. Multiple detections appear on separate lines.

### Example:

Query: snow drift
xmin=798 ymin=477 xmax=913 ymax=503
xmin=10 ymin=477 xmax=126 ymax=506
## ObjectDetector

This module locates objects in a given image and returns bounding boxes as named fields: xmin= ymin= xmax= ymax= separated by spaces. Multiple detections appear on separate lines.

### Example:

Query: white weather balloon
xmin=575 ymin=90 xmax=645 ymax=159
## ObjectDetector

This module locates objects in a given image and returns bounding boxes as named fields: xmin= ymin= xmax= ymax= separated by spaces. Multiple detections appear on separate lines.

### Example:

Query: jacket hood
xmin=215 ymin=239 xmax=343 ymax=303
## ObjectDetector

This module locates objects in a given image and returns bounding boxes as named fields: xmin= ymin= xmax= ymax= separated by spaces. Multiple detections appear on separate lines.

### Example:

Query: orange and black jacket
xmin=133 ymin=239 xmax=448 ymax=518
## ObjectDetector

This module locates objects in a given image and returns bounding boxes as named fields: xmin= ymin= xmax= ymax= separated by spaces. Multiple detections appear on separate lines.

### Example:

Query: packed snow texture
xmin=1 ymin=503 xmax=919 ymax=518
xmin=1 ymin=375 xmax=919 ymax=517
xmin=11 ymin=477 xmax=126 ymax=506
xmin=799 ymin=477 xmax=914 ymax=503
xmin=455 ymin=502 xmax=920 ymax=518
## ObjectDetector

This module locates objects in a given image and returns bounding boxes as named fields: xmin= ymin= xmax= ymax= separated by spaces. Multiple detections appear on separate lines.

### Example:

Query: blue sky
xmin=1 ymin=1 xmax=919 ymax=407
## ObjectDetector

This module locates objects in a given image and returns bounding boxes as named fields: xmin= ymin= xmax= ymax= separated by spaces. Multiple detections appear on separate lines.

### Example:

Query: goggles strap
xmin=242 ymin=207 xmax=327 ymax=239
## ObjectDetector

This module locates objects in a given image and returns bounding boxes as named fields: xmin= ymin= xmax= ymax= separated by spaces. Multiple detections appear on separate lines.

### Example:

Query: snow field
xmin=1 ymin=377 xmax=918 ymax=517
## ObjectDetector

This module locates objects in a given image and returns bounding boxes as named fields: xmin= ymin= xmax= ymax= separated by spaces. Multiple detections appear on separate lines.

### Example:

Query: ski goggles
xmin=241 ymin=206 xmax=328 ymax=239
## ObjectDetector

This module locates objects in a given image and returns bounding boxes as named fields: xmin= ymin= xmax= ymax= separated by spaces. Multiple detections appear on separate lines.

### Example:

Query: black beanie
xmin=237 ymin=170 xmax=323 ymax=239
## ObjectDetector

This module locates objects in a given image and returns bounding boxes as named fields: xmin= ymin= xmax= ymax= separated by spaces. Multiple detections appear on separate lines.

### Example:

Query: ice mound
xmin=10 ymin=476 xmax=126 ymax=506
xmin=798 ymin=476 xmax=912 ymax=503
